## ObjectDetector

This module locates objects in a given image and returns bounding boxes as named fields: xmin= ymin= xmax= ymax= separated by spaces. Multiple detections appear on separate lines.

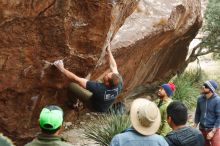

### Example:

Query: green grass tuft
xmin=84 ymin=114 xmax=130 ymax=146
xmin=172 ymin=70 xmax=202 ymax=109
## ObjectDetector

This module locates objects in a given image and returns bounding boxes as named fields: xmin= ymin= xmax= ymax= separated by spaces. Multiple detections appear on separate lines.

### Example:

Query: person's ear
xmin=60 ymin=124 xmax=65 ymax=131
xmin=57 ymin=124 xmax=65 ymax=135
xmin=167 ymin=116 xmax=172 ymax=124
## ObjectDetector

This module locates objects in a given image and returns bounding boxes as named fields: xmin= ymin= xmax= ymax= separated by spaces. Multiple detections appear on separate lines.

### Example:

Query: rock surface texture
xmin=0 ymin=0 xmax=202 ymax=145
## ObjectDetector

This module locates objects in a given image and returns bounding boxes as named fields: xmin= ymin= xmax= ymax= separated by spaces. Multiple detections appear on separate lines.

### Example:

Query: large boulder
xmin=0 ymin=0 xmax=202 ymax=145
xmin=0 ymin=0 xmax=138 ymax=145
xmin=93 ymin=0 xmax=202 ymax=99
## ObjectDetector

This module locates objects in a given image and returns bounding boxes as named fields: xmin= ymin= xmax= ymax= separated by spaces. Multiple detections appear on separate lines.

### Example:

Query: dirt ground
xmin=61 ymin=111 xmax=100 ymax=146
xmin=188 ymin=55 xmax=220 ymax=94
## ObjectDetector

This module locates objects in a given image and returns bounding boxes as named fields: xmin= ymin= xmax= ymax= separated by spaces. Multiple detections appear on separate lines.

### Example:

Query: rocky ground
xmin=61 ymin=111 xmax=100 ymax=146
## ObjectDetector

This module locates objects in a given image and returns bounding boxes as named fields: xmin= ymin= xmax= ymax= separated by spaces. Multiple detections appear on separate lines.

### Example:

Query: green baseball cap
xmin=39 ymin=105 xmax=63 ymax=131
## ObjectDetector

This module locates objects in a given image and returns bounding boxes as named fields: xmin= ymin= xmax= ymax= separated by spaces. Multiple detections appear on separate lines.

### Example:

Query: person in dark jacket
xmin=25 ymin=105 xmax=72 ymax=146
xmin=165 ymin=101 xmax=205 ymax=146
xmin=194 ymin=80 xmax=220 ymax=146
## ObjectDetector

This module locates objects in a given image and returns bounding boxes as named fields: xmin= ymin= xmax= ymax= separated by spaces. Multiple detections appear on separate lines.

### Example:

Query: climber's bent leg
xmin=68 ymin=82 xmax=94 ymax=110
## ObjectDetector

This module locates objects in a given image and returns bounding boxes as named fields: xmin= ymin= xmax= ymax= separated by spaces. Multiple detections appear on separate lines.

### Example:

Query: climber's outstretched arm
xmin=107 ymin=43 xmax=119 ymax=74
xmin=54 ymin=60 xmax=88 ymax=88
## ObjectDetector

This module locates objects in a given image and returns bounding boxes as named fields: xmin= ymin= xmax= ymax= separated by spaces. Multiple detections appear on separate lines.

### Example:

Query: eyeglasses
xmin=203 ymin=84 xmax=209 ymax=89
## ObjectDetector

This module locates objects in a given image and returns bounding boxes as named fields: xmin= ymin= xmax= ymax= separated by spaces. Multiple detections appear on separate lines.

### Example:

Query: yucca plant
xmin=84 ymin=114 xmax=130 ymax=146
xmin=172 ymin=70 xmax=202 ymax=109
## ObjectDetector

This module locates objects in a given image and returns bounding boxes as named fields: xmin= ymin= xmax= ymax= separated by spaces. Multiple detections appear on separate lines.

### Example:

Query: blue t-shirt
xmin=110 ymin=128 xmax=168 ymax=146
xmin=86 ymin=79 xmax=123 ymax=112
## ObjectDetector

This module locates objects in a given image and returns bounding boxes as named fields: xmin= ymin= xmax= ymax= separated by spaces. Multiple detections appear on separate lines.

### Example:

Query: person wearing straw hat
xmin=25 ymin=105 xmax=72 ymax=146
xmin=54 ymin=43 xmax=123 ymax=112
xmin=165 ymin=101 xmax=205 ymax=146
xmin=110 ymin=98 xmax=168 ymax=146
xmin=157 ymin=82 xmax=175 ymax=136
xmin=194 ymin=80 xmax=220 ymax=146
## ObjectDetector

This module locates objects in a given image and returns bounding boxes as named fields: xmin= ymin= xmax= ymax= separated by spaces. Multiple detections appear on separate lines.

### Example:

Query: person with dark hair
xmin=25 ymin=105 xmax=72 ymax=146
xmin=54 ymin=43 xmax=123 ymax=112
xmin=194 ymin=80 xmax=220 ymax=146
xmin=157 ymin=82 xmax=175 ymax=136
xmin=165 ymin=101 xmax=204 ymax=146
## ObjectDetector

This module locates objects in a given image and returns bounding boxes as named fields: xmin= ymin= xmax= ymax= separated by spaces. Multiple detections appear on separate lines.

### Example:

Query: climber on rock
xmin=54 ymin=43 xmax=123 ymax=112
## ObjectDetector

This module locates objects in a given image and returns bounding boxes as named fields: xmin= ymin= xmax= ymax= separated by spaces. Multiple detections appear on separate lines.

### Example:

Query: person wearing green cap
xmin=25 ymin=105 xmax=73 ymax=146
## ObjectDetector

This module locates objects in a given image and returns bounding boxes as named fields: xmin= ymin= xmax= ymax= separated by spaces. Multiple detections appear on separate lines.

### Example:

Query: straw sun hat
xmin=130 ymin=98 xmax=161 ymax=135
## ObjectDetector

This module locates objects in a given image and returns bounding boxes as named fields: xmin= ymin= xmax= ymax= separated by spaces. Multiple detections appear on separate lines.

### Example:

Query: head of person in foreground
xmin=130 ymin=98 xmax=161 ymax=135
xmin=39 ymin=105 xmax=64 ymax=135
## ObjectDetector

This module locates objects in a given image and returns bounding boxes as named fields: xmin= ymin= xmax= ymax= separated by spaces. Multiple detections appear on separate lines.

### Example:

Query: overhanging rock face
xmin=93 ymin=0 xmax=202 ymax=98
xmin=0 ymin=0 xmax=138 ymax=145
xmin=0 ymin=0 xmax=201 ymax=145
